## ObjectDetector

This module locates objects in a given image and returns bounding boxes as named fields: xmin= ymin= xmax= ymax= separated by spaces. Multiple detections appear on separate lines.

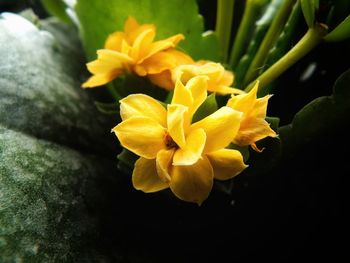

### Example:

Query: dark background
xmin=1 ymin=0 xmax=348 ymax=262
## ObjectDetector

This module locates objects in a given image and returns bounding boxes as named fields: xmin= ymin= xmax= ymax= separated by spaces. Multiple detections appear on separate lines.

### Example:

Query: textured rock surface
xmin=0 ymin=126 xmax=110 ymax=262
xmin=0 ymin=13 xmax=115 ymax=155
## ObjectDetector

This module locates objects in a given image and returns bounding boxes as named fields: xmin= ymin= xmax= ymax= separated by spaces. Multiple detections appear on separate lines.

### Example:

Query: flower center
xmin=164 ymin=133 xmax=178 ymax=149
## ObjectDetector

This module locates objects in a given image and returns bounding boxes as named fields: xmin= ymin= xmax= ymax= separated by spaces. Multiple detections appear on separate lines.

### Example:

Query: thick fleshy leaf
xmin=170 ymin=156 xmax=214 ymax=205
xmin=113 ymin=116 xmax=166 ymax=159
xmin=324 ymin=15 xmax=350 ymax=42
xmin=173 ymin=128 xmax=206 ymax=166
xmin=120 ymin=94 xmax=167 ymax=126
xmin=0 ymin=13 xmax=114 ymax=154
xmin=279 ymin=69 xmax=350 ymax=155
xmin=191 ymin=107 xmax=242 ymax=153
xmin=192 ymin=93 xmax=218 ymax=123
xmin=75 ymin=0 xmax=220 ymax=61
xmin=207 ymin=149 xmax=248 ymax=180
xmin=132 ymin=157 xmax=169 ymax=192
xmin=300 ymin=0 xmax=319 ymax=28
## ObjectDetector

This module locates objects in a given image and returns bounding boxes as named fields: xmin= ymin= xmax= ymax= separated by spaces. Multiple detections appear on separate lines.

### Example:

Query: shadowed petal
xmin=156 ymin=149 xmax=175 ymax=182
xmin=133 ymin=157 xmax=169 ymax=192
xmin=207 ymin=149 xmax=248 ymax=180
xmin=112 ymin=116 xmax=166 ymax=159
xmin=120 ymin=94 xmax=167 ymax=127
xmin=170 ymin=156 xmax=213 ymax=205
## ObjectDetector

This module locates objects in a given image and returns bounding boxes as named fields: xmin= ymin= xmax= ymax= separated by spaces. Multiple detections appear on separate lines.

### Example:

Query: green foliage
xmin=300 ymin=0 xmax=319 ymax=28
xmin=41 ymin=0 xmax=71 ymax=23
xmin=324 ymin=15 xmax=350 ymax=42
xmin=192 ymin=93 xmax=218 ymax=123
xmin=75 ymin=0 xmax=220 ymax=61
xmin=279 ymin=69 xmax=350 ymax=156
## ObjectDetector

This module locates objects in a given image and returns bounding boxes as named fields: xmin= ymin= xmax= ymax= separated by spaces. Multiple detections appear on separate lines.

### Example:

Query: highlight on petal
xmin=112 ymin=116 xmax=166 ymax=159
xmin=130 ymin=28 xmax=155 ymax=61
xmin=167 ymin=104 xmax=187 ymax=148
xmin=120 ymin=94 xmax=167 ymax=127
xmin=156 ymin=149 xmax=175 ymax=182
xmin=170 ymin=156 xmax=214 ymax=205
xmin=173 ymin=128 xmax=206 ymax=166
xmin=186 ymin=76 xmax=208 ymax=116
xmin=191 ymin=106 xmax=242 ymax=153
xmin=132 ymin=157 xmax=169 ymax=193
xmin=207 ymin=149 xmax=248 ymax=180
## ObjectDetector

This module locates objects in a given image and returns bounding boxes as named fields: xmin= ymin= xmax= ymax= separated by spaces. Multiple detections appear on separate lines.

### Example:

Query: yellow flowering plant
xmin=1 ymin=0 xmax=349 ymax=261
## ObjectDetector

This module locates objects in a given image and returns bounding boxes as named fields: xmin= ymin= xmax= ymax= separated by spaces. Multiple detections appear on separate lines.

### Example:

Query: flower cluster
xmin=83 ymin=17 xmax=277 ymax=204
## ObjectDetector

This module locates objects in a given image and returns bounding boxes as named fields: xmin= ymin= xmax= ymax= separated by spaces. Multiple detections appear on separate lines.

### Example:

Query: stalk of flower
xmin=82 ymin=16 xmax=192 ymax=90
xmin=227 ymin=81 xmax=277 ymax=152
xmin=172 ymin=60 xmax=245 ymax=95
xmin=112 ymin=76 xmax=248 ymax=205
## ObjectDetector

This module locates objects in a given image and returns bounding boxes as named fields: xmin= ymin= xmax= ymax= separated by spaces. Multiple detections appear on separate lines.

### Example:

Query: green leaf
xmin=41 ymin=0 xmax=71 ymax=23
xmin=94 ymin=101 xmax=120 ymax=115
xmin=192 ymin=93 xmax=218 ymax=123
xmin=278 ymin=69 xmax=350 ymax=155
xmin=324 ymin=15 xmax=350 ymax=42
xmin=75 ymin=0 xmax=220 ymax=61
xmin=266 ymin=116 xmax=280 ymax=132
xmin=300 ymin=0 xmax=319 ymax=28
xmin=0 ymin=13 xmax=115 ymax=155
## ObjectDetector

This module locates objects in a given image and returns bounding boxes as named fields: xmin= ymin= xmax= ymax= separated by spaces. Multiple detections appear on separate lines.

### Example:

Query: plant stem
xmin=243 ymin=0 xmax=296 ymax=85
xmin=215 ymin=0 xmax=235 ymax=63
xmin=244 ymin=24 xmax=328 ymax=95
xmin=229 ymin=0 xmax=262 ymax=69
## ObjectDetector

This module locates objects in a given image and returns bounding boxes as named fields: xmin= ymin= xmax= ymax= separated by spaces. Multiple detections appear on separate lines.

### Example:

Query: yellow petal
xmin=234 ymin=118 xmax=277 ymax=147
xmin=112 ymin=116 xmax=166 ymax=159
xmin=124 ymin=16 xmax=140 ymax=35
xmin=134 ymin=51 xmax=174 ymax=76
xmin=227 ymin=81 xmax=259 ymax=113
xmin=211 ymin=85 xmax=241 ymax=95
xmin=143 ymin=34 xmax=185 ymax=61
xmin=132 ymin=157 xmax=169 ymax=193
xmin=186 ymin=76 xmax=208 ymax=116
xmin=173 ymin=128 xmax=206 ymax=166
xmin=170 ymin=156 xmax=214 ymax=205
xmin=131 ymin=28 xmax=155 ymax=61
xmin=167 ymin=104 xmax=187 ymax=148
xmin=207 ymin=149 xmax=248 ymax=180
xmin=82 ymin=71 xmax=121 ymax=88
xmin=120 ymin=94 xmax=167 ymax=127
xmin=148 ymin=70 xmax=174 ymax=90
xmin=104 ymin=31 xmax=125 ymax=51
xmin=190 ymin=106 xmax=242 ymax=153
xmin=171 ymin=78 xmax=193 ymax=106
xmin=156 ymin=149 xmax=175 ymax=182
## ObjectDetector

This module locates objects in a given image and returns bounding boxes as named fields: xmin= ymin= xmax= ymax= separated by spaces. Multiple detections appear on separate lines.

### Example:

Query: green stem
xmin=229 ymin=0 xmax=262 ymax=68
xmin=215 ymin=0 xmax=235 ymax=63
xmin=107 ymin=84 xmax=122 ymax=102
xmin=244 ymin=24 xmax=327 ymax=95
xmin=243 ymin=0 xmax=296 ymax=85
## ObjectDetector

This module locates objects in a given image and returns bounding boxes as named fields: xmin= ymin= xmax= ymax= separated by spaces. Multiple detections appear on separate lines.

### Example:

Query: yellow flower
xmin=172 ymin=61 xmax=244 ymax=95
xmin=82 ymin=16 xmax=191 ymax=89
xmin=112 ymin=76 xmax=247 ymax=205
xmin=227 ymin=82 xmax=277 ymax=152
